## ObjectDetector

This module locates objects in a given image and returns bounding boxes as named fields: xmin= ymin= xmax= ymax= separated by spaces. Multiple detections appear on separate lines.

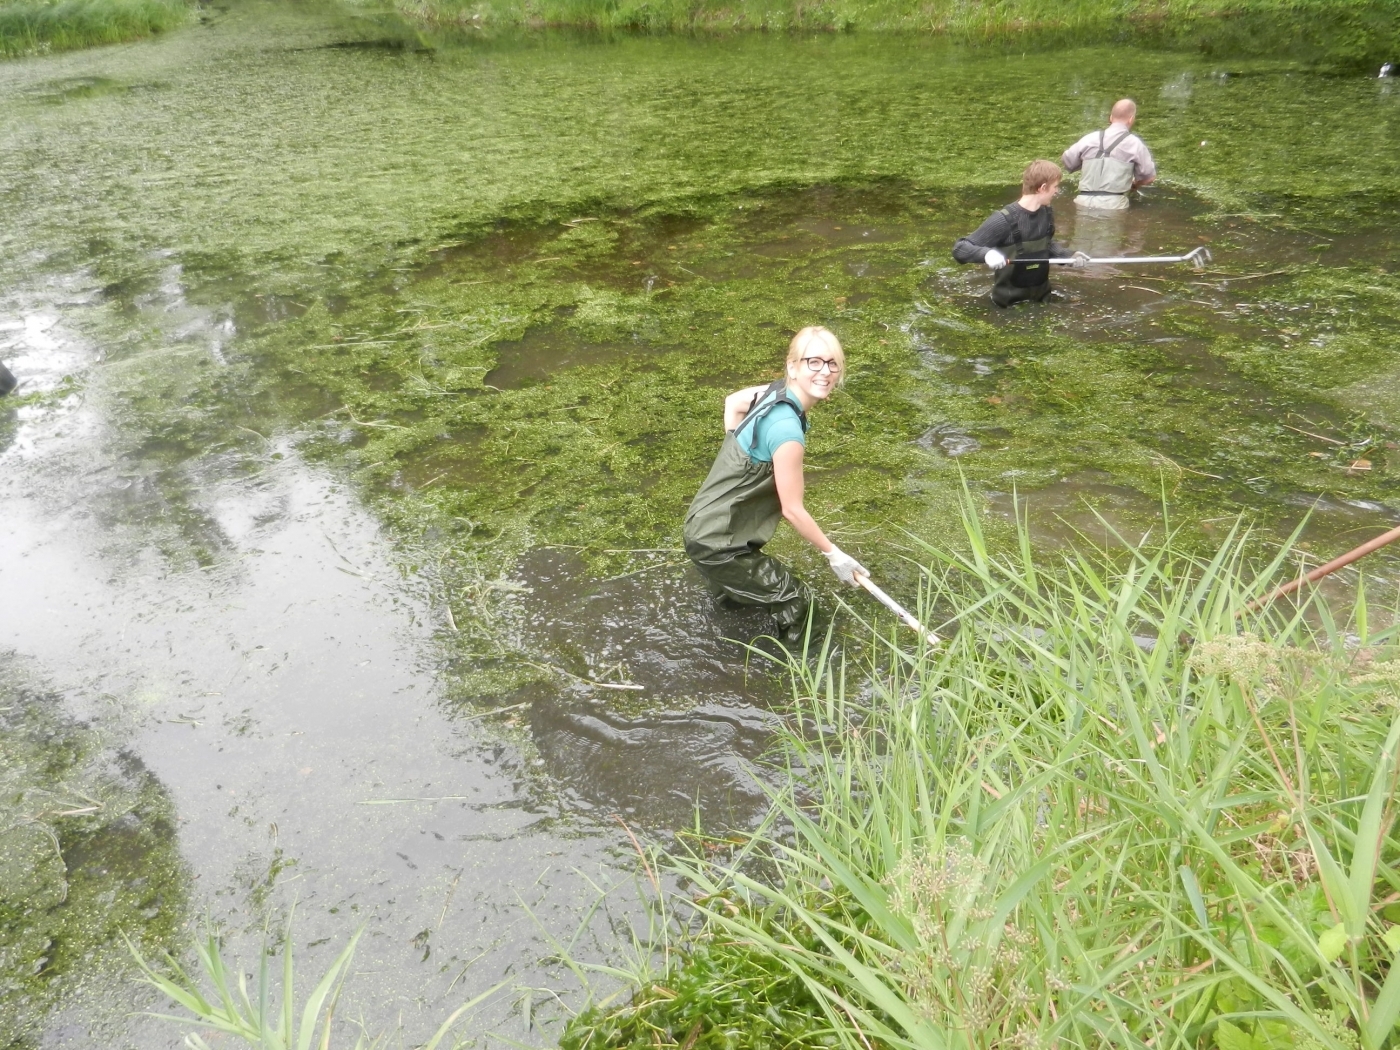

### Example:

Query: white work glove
xmin=1069 ymin=250 xmax=1091 ymax=268
xmin=823 ymin=546 xmax=868 ymax=587
xmin=983 ymin=248 xmax=1008 ymax=270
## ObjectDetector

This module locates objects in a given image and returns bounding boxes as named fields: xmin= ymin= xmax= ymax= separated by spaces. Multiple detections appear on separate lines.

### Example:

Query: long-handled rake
xmin=1042 ymin=246 xmax=1213 ymax=269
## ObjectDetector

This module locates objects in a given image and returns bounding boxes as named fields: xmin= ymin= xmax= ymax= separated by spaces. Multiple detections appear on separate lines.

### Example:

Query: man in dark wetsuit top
xmin=953 ymin=159 xmax=1082 ymax=307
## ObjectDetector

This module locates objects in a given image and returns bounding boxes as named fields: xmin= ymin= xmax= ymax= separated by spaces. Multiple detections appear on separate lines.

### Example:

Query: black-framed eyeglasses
xmin=801 ymin=356 xmax=842 ymax=374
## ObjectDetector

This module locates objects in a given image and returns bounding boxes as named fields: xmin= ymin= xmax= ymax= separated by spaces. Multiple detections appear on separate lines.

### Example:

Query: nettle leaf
xmin=1217 ymin=1020 xmax=1262 ymax=1050
xmin=1383 ymin=924 xmax=1400 ymax=953
xmin=1318 ymin=922 xmax=1349 ymax=963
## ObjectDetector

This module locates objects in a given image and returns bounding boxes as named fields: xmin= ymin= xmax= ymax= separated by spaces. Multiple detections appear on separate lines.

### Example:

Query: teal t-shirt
xmin=739 ymin=387 xmax=806 ymax=464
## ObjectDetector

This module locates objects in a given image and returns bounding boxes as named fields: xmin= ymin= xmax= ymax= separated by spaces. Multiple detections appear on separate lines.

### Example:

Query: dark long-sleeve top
xmin=952 ymin=203 xmax=1071 ymax=265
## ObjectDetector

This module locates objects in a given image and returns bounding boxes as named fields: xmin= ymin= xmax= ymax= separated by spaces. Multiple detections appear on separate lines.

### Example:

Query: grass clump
xmin=0 ymin=0 xmax=191 ymax=58
xmin=132 ymin=909 xmax=506 ymax=1048
xmin=566 ymin=504 xmax=1400 ymax=1049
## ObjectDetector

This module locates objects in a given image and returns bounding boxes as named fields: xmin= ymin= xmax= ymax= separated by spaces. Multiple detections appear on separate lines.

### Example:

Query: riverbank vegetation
xmin=0 ymin=0 xmax=191 ymax=58
xmin=387 ymin=0 xmax=1399 ymax=68
xmin=561 ymin=508 xmax=1400 ymax=1049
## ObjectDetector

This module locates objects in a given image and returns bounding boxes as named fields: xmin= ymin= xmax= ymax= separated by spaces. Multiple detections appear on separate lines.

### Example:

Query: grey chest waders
xmin=1075 ymin=127 xmax=1136 ymax=210
xmin=683 ymin=381 xmax=812 ymax=628
xmin=992 ymin=206 xmax=1055 ymax=307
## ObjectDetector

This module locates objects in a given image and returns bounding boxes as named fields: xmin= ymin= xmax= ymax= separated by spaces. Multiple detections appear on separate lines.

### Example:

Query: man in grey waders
xmin=953 ymin=159 xmax=1079 ymax=307
xmin=1061 ymin=98 xmax=1157 ymax=210
xmin=683 ymin=326 xmax=867 ymax=644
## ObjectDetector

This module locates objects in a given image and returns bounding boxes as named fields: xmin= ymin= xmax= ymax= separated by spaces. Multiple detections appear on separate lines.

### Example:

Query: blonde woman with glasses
xmin=683 ymin=326 xmax=866 ymax=643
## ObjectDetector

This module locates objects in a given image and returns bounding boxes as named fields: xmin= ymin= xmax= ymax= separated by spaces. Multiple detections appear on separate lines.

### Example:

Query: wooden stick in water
xmin=1247 ymin=523 xmax=1400 ymax=612
xmin=855 ymin=574 xmax=939 ymax=643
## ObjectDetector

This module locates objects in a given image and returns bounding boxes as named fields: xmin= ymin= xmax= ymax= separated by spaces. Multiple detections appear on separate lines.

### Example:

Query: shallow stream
xmin=1 ymin=4 xmax=1398 ymax=1046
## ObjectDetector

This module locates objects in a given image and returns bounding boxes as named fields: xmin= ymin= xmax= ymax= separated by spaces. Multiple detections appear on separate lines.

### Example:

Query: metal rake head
xmin=1186 ymin=246 xmax=1213 ymax=270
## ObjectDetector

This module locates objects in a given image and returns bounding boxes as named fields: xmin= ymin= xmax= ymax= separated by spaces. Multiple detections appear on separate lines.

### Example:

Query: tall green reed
xmin=131 ymin=909 xmax=504 ymax=1049
xmin=568 ymin=503 xmax=1400 ymax=1049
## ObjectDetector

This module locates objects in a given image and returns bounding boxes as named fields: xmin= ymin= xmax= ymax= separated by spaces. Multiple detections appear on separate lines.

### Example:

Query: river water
xmin=2 ymin=3 xmax=1398 ymax=1046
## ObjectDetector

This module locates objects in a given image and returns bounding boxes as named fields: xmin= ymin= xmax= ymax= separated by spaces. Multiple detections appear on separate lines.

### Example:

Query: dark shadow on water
xmin=484 ymin=328 xmax=650 ymax=389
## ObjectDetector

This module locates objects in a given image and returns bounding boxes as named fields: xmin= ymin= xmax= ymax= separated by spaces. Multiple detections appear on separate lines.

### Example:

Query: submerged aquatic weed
xmin=234 ymin=185 xmax=1400 ymax=649
xmin=64 ymin=180 xmax=1397 ymax=707
xmin=563 ymin=503 xmax=1400 ymax=1049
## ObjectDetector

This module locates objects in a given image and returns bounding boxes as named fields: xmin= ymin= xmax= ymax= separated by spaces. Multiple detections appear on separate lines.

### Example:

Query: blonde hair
xmin=786 ymin=326 xmax=845 ymax=387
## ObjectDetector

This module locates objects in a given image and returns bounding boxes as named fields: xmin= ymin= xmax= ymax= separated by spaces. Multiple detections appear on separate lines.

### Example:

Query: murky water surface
xmin=1 ymin=4 xmax=1399 ymax=1046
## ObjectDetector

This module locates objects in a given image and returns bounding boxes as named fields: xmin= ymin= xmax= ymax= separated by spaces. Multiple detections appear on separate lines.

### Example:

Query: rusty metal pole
xmin=1248 ymin=523 xmax=1400 ymax=612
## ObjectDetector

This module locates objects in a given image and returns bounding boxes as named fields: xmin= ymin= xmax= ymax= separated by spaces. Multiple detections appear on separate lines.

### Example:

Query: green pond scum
xmin=0 ymin=656 xmax=187 ymax=1047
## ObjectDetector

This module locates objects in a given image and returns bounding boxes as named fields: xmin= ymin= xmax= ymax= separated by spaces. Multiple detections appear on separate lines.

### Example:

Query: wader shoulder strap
xmin=1094 ymin=126 xmax=1134 ymax=160
xmin=998 ymin=206 xmax=1023 ymax=253
xmin=734 ymin=380 xmax=808 ymax=450
xmin=741 ymin=378 xmax=784 ymax=421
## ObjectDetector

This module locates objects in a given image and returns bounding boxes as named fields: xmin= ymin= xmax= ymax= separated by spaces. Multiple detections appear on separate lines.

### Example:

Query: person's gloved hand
xmin=983 ymin=248 xmax=1008 ymax=270
xmin=1070 ymin=250 xmax=1091 ymax=268
xmin=823 ymin=546 xmax=868 ymax=587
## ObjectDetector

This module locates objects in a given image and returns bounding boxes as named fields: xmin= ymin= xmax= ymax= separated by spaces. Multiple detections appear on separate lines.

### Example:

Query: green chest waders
xmin=991 ymin=206 xmax=1054 ymax=307
xmin=683 ymin=382 xmax=811 ymax=628
xmin=1075 ymin=127 xmax=1135 ymax=210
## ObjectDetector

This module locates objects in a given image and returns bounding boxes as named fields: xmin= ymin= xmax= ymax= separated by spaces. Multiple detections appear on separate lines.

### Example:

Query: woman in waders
xmin=952 ymin=159 xmax=1082 ymax=307
xmin=683 ymin=326 xmax=867 ymax=643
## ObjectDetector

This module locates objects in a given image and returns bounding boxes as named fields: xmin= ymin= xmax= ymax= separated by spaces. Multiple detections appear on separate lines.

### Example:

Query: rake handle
xmin=855 ymin=574 xmax=939 ymax=642
xmin=1042 ymin=255 xmax=1195 ymax=265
